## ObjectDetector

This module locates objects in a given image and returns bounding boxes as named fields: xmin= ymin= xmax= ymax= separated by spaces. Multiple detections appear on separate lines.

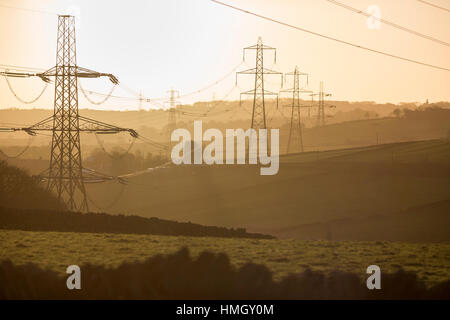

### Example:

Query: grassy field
xmin=1 ymin=229 xmax=449 ymax=287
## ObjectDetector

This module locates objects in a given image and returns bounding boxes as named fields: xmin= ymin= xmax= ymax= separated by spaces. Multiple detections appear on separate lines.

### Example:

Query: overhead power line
xmin=179 ymin=61 xmax=244 ymax=98
xmin=210 ymin=0 xmax=450 ymax=72
xmin=326 ymin=0 xmax=450 ymax=47
xmin=0 ymin=4 xmax=57 ymax=16
xmin=1 ymin=60 xmax=245 ymax=107
xmin=78 ymin=80 xmax=117 ymax=105
xmin=0 ymin=64 xmax=46 ymax=72
xmin=2 ymin=75 xmax=49 ymax=104
xmin=79 ymin=61 xmax=244 ymax=104
xmin=416 ymin=0 xmax=450 ymax=13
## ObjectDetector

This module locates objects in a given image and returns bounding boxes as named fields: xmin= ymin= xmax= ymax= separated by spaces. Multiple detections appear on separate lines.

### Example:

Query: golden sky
xmin=0 ymin=0 xmax=449 ymax=110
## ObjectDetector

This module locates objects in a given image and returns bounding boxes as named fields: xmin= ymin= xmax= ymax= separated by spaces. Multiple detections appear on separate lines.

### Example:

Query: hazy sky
xmin=0 ymin=0 xmax=449 ymax=110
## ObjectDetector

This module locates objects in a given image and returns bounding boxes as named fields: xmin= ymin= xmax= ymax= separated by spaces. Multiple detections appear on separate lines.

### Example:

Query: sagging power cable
xmin=79 ymin=80 xmax=117 ymax=105
xmin=2 ymin=74 xmax=48 ymax=104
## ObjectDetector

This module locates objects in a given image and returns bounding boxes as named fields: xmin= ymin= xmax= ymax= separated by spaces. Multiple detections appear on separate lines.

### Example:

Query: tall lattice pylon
xmin=280 ymin=66 xmax=311 ymax=153
xmin=0 ymin=15 xmax=137 ymax=211
xmin=236 ymin=37 xmax=282 ymax=129
xmin=47 ymin=15 xmax=87 ymax=211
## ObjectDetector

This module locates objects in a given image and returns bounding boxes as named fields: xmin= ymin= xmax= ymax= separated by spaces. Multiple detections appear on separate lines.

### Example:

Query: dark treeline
xmin=0 ymin=160 xmax=64 ymax=211
xmin=1 ymin=248 xmax=449 ymax=299
xmin=0 ymin=206 xmax=273 ymax=239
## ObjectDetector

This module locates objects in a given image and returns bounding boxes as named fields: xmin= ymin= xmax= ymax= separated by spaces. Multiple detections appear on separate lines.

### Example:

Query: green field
xmin=1 ymin=229 xmax=449 ymax=287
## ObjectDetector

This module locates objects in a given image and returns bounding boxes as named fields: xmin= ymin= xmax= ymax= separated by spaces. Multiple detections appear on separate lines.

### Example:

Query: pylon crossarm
xmin=237 ymin=68 xmax=282 ymax=75
xmin=38 ymin=167 xmax=121 ymax=184
xmin=1 ymin=67 xmax=54 ymax=83
xmin=240 ymin=89 xmax=257 ymax=95
xmin=76 ymin=66 xmax=119 ymax=85
xmin=0 ymin=127 xmax=30 ymax=135
xmin=263 ymin=90 xmax=279 ymax=96
xmin=237 ymin=67 xmax=257 ymax=75
xmin=77 ymin=115 xmax=137 ymax=137
xmin=28 ymin=116 xmax=54 ymax=130
xmin=244 ymin=44 xmax=275 ymax=50
xmin=285 ymin=71 xmax=308 ymax=76
xmin=0 ymin=116 xmax=54 ymax=135
xmin=262 ymin=68 xmax=282 ymax=75
xmin=82 ymin=167 xmax=117 ymax=183
xmin=1 ymin=67 xmax=118 ymax=86
xmin=40 ymin=176 xmax=115 ymax=184
xmin=0 ymin=128 xmax=15 ymax=132
xmin=0 ymin=71 xmax=37 ymax=78
xmin=237 ymin=67 xmax=281 ymax=75
xmin=0 ymin=127 xmax=37 ymax=136
xmin=84 ymin=168 xmax=128 ymax=185
xmin=240 ymin=89 xmax=278 ymax=96
xmin=38 ymin=66 xmax=119 ymax=84
xmin=244 ymin=44 xmax=276 ymax=63
xmin=281 ymin=89 xmax=313 ymax=97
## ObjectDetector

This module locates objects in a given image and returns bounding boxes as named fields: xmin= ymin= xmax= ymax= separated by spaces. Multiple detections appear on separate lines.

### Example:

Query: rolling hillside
xmin=85 ymin=139 xmax=450 ymax=240
xmin=0 ymin=161 xmax=270 ymax=239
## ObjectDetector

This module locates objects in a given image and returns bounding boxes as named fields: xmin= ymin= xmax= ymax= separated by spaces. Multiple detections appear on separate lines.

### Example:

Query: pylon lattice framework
xmin=0 ymin=15 xmax=137 ymax=211
xmin=167 ymin=89 xmax=180 ymax=153
xmin=237 ymin=37 xmax=282 ymax=129
xmin=48 ymin=16 xmax=86 ymax=210
xmin=280 ymin=66 xmax=311 ymax=153
xmin=316 ymin=81 xmax=332 ymax=127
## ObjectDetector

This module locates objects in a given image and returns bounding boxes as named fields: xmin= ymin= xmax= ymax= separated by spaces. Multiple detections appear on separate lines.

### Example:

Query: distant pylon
xmin=138 ymin=91 xmax=143 ymax=111
xmin=236 ymin=37 xmax=282 ymax=129
xmin=316 ymin=81 xmax=332 ymax=127
xmin=167 ymin=89 xmax=180 ymax=154
xmin=280 ymin=66 xmax=311 ymax=153
xmin=306 ymin=93 xmax=314 ymax=118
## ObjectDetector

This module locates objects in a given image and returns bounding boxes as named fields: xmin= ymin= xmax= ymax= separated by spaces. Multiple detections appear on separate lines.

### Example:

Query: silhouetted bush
xmin=0 ymin=248 xmax=448 ymax=299
xmin=0 ymin=160 xmax=64 ymax=211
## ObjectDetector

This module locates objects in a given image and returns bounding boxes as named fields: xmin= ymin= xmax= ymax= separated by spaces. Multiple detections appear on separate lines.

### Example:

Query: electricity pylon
xmin=307 ymin=93 xmax=315 ymax=118
xmin=236 ymin=37 xmax=282 ymax=129
xmin=280 ymin=66 xmax=311 ymax=153
xmin=0 ymin=15 xmax=137 ymax=211
xmin=138 ymin=92 xmax=143 ymax=111
xmin=315 ymin=81 xmax=332 ymax=127
xmin=166 ymin=89 xmax=180 ymax=154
